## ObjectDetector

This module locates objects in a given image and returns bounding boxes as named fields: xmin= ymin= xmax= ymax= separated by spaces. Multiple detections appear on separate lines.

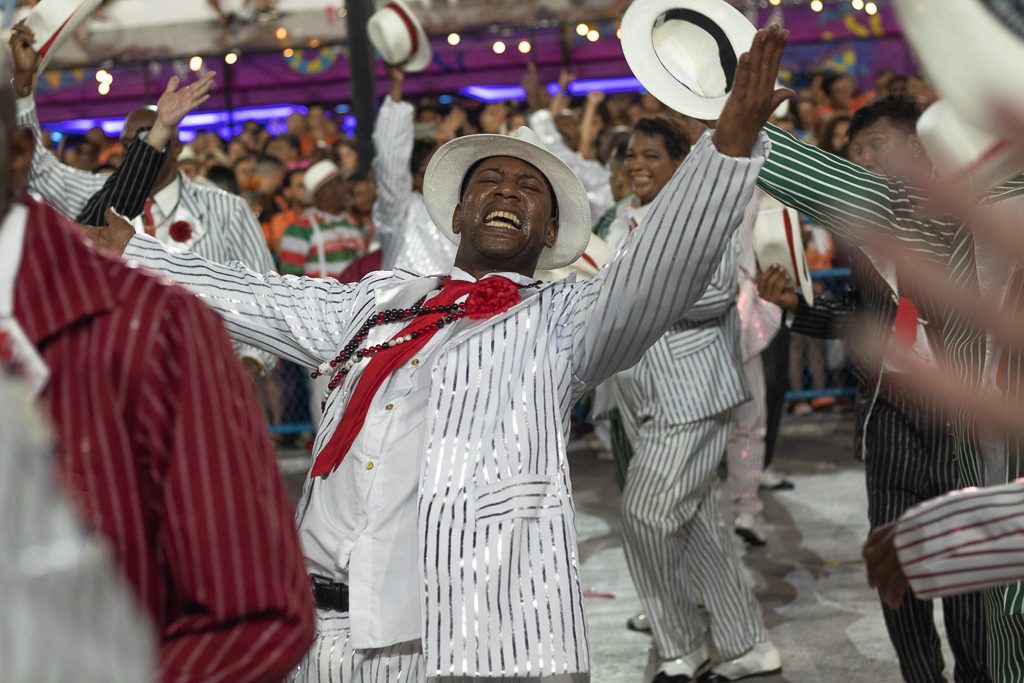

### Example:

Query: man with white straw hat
xmin=88 ymin=25 xmax=790 ymax=683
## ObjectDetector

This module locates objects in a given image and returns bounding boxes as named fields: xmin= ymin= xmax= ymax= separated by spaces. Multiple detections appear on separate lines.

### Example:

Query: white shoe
xmin=700 ymin=641 xmax=782 ymax=681
xmin=627 ymin=611 xmax=652 ymax=633
xmin=734 ymin=513 xmax=768 ymax=547
xmin=646 ymin=643 xmax=710 ymax=682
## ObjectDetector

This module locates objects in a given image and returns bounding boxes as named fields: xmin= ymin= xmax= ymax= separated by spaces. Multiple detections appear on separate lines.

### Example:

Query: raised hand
xmin=521 ymin=63 xmax=550 ymax=113
xmin=81 ymin=209 xmax=138 ymax=256
xmin=862 ymin=523 xmax=909 ymax=610
xmin=756 ymin=264 xmax=799 ymax=311
xmin=713 ymin=25 xmax=793 ymax=157
xmin=147 ymin=73 xmax=216 ymax=150
xmin=548 ymin=69 xmax=574 ymax=116
xmin=10 ymin=21 xmax=39 ymax=96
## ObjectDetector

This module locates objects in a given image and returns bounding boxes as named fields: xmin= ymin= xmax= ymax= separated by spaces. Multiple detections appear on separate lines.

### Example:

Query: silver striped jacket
xmin=124 ymin=132 xmax=768 ymax=677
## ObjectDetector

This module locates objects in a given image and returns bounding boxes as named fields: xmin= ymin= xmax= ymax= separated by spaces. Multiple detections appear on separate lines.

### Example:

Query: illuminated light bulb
xmin=275 ymin=27 xmax=288 ymax=40
xmin=616 ymin=27 xmax=622 ymax=39
xmin=447 ymin=32 xmax=460 ymax=46
xmin=310 ymin=39 xmax=321 ymax=48
xmin=576 ymin=23 xmax=588 ymax=36
xmin=98 ymin=82 xmax=110 ymax=95
xmin=865 ymin=1 xmax=878 ymax=14
xmin=518 ymin=40 xmax=531 ymax=54
xmin=769 ymin=0 xmax=781 ymax=5
xmin=283 ymin=48 xmax=295 ymax=58
xmin=95 ymin=69 xmax=112 ymax=83
xmin=224 ymin=52 xmax=238 ymax=65
xmin=852 ymin=0 xmax=864 ymax=9
xmin=492 ymin=40 xmax=506 ymax=54
xmin=586 ymin=29 xmax=600 ymax=42
xmin=189 ymin=56 xmax=203 ymax=72
xmin=810 ymin=0 xmax=824 ymax=11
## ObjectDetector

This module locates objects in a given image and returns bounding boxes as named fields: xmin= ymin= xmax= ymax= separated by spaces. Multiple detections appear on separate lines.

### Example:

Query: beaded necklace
xmin=312 ymin=278 xmax=542 ymax=409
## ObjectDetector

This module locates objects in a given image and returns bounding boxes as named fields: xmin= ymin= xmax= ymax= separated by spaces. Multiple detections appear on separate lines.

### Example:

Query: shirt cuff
xmin=16 ymin=96 xmax=36 ymax=122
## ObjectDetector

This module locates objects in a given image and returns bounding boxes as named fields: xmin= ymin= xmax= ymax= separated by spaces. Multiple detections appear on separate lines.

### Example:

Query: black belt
xmin=310 ymin=575 xmax=349 ymax=612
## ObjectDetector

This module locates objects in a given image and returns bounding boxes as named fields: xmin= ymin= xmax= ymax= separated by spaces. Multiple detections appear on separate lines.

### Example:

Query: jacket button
xmin=385 ymin=403 xmax=394 ymax=411
xmin=365 ymin=461 xmax=375 ymax=471
xmin=410 ymin=359 xmax=420 ymax=366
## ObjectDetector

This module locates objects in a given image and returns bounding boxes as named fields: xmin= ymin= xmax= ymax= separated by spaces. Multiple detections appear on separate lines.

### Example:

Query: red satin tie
xmin=310 ymin=276 xmax=520 ymax=477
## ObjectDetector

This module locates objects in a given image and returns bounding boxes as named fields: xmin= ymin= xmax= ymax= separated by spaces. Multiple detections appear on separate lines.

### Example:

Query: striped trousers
xmin=864 ymin=394 xmax=989 ymax=683
xmin=726 ymin=355 xmax=767 ymax=516
xmin=291 ymin=612 xmax=591 ymax=683
xmin=617 ymin=381 xmax=767 ymax=660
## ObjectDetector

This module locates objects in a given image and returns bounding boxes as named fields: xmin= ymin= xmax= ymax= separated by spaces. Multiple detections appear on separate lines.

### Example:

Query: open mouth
xmin=484 ymin=210 xmax=522 ymax=231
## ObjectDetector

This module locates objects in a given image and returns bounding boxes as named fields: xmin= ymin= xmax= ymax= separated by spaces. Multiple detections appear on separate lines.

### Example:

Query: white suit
xmin=124 ymin=132 xmax=768 ymax=680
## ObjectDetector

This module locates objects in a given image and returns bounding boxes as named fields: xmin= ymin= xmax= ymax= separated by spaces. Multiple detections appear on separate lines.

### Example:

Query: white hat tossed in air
xmin=23 ymin=0 xmax=103 ymax=72
xmin=367 ymin=0 xmax=432 ymax=73
xmin=620 ymin=0 xmax=758 ymax=120
xmin=917 ymin=100 xmax=1024 ymax=194
xmin=893 ymin=0 xmax=1024 ymax=142
xmin=303 ymin=159 xmax=342 ymax=196
xmin=423 ymin=126 xmax=591 ymax=272
xmin=753 ymin=195 xmax=814 ymax=307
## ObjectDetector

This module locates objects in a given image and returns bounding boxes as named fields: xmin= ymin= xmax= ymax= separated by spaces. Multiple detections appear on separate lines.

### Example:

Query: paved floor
xmin=281 ymin=414 xmax=951 ymax=682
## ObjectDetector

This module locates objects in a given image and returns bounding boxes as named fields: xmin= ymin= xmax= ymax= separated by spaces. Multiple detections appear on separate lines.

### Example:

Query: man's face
xmin=286 ymin=171 xmax=310 ymax=207
xmin=234 ymin=157 xmax=257 ymax=190
xmin=555 ymin=111 xmax=580 ymax=150
xmin=829 ymin=77 xmax=855 ymax=109
xmin=314 ymin=175 xmax=352 ymax=215
xmin=351 ymin=179 xmax=376 ymax=215
xmin=122 ymin=108 xmax=179 ymax=178
xmin=848 ymin=118 xmax=926 ymax=178
xmin=452 ymin=156 xmax=558 ymax=273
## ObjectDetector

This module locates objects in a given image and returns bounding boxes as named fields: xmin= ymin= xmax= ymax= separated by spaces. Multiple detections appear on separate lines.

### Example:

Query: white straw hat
xmin=303 ymin=159 xmax=342 ymax=196
xmin=24 ymin=0 xmax=103 ymax=72
xmin=367 ymin=0 xmax=432 ymax=73
xmin=753 ymin=195 xmax=814 ymax=307
xmin=423 ymin=127 xmax=591 ymax=271
xmin=620 ymin=0 xmax=757 ymax=120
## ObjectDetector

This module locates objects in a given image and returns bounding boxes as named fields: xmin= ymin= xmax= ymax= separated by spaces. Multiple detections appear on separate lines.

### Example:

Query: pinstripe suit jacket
xmin=605 ymin=207 xmax=748 ymax=424
xmin=15 ymin=96 xmax=276 ymax=367
xmin=758 ymin=122 xmax=1024 ymax=614
xmin=124 ymin=132 xmax=767 ymax=676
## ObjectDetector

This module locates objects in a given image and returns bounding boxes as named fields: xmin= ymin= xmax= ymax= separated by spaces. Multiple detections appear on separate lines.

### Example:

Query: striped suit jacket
xmin=371 ymin=97 xmax=458 ymax=274
xmin=124 ymin=132 xmax=768 ymax=677
xmin=15 ymin=96 xmax=276 ymax=367
xmin=604 ymin=201 xmax=748 ymax=424
xmin=758 ymin=122 xmax=1024 ymax=613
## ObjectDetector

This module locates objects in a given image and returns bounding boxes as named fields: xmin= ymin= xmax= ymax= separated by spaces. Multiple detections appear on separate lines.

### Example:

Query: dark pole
xmin=223 ymin=57 xmax=235 ymax=134
xmin=346 ymin=0 xmax=377 ymax=174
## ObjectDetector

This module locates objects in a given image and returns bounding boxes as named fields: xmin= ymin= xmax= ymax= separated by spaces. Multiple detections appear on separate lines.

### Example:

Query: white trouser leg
xmin=726 ymin=356 xmax=768 ymax=516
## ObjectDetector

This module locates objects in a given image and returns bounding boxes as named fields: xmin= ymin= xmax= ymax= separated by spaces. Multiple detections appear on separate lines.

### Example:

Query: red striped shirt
xmin=14 ymin=195 xmax=313 ymax=682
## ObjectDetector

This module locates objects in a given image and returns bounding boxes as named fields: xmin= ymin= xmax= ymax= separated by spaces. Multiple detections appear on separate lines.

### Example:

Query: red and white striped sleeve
xmin=141 ymin=286 xmax=314 ymax=683
xmin=896 ymin=480 xmax=1024 ymax=600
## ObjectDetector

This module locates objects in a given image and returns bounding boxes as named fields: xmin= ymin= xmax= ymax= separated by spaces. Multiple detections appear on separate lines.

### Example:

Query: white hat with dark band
xmin=23 ymin=0 xmax=103 ymax=72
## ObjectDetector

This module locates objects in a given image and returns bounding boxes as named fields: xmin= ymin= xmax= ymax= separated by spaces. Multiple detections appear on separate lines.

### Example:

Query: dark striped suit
xmin=790 ymin=248 xmax=988 ymax=683
xmin=759 ymin=122 xmax=1024 ymax=680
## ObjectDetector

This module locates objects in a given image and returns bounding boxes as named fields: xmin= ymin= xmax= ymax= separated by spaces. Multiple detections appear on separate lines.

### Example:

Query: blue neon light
xmin=460 ymin=77 xmax=643 ymax=103
xmin=41 ymin=104 xmax=309 ymax=138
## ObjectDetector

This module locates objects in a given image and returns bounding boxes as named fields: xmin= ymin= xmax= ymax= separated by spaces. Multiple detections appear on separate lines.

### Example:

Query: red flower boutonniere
xmin=169 ymin=220 xmax=192 ymax=242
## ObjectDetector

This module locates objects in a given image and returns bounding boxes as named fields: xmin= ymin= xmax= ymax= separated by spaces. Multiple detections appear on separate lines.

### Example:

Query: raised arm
xmin=371 ymin=66 xmax=416 ymax=237
xmin=566 ymin=27 xmax=790 ymax=387
xmin=76 ymin=74 xmax=215 ymax=226
xmin=10 ymin=22 xmax=106 ymax=218
xmin=95 ymin=214 xmax=377 ymax=369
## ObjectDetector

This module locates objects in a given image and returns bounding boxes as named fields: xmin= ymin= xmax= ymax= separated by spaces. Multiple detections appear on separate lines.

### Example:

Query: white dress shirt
xmin=299 ymin=266 xmax=538 ymax=649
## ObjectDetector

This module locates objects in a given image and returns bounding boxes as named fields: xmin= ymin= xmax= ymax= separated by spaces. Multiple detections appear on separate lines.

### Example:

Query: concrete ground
xmin=280 ymin=414 xmax=947 ymax=682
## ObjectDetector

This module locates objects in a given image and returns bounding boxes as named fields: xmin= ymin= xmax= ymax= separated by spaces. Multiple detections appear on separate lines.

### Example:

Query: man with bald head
xmin=10 ymin=23 xmax=276 ymax=377
xmin=0 ymin=56 xmax=314 ymax=680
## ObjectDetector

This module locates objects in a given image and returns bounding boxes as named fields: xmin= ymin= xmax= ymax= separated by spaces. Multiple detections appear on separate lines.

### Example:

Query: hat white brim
xmin=26 ymin=0 xmax=104 ymax=72
xmin=753 ymin=203 xmax=814 ymax=307
xmin=423 ymin=134 xmax=592 ymax=272
xmin=621 ymin=0 xmax=756 ymax=120
xmin=894 ymin=0 xmax=1024 ymax=139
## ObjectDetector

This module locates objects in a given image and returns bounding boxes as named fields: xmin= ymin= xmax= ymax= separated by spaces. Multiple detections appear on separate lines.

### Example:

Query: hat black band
xmin=979 ymin=0 xmax=1024 ymax=40
xmin=656 ymin=8 xmax=738 ymax=96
